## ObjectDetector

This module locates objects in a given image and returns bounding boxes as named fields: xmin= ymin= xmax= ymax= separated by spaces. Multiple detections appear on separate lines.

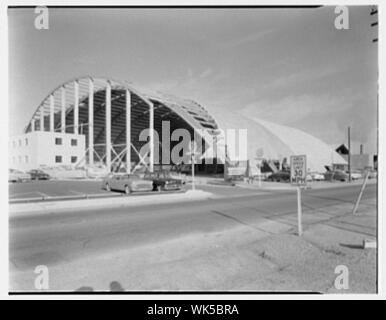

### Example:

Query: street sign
xmin=290 ymin=155 xmax=307 ymax=237
xmin=255 ymin=148 xmax=264 ymax=158
xmin=290 ymin=155 xmax=307 ymax=186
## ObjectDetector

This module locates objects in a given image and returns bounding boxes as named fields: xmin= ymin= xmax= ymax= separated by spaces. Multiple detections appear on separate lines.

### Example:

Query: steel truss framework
xmin=25 ymin=76 xmax=220 ymax=173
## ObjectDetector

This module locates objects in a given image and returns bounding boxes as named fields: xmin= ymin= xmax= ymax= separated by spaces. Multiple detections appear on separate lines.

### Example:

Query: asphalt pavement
xmin=9 ymin=183 xmax=376 ymax=292
xmin=8 ymin=179 xmax=262 ymax=201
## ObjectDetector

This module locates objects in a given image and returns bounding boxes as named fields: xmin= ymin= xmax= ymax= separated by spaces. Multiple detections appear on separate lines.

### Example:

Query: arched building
xmin=10 ymin=76 xmax=346 ymax=173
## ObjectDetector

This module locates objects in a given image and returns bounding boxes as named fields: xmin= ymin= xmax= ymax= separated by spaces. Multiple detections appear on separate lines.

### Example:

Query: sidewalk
xmin=235 ymin=178 xmax=377 ymax=191
xmin=9 ymin=189 xmax=214 ymax=218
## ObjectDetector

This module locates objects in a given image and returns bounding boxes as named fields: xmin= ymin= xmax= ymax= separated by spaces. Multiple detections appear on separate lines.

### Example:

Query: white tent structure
xmin=213 ymin=111 xmax=346 ymax=173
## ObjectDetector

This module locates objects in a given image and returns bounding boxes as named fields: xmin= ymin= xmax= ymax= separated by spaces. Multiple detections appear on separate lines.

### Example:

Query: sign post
xmin=187 ymin=141 xmax=198 ymax=191
xmin=352 ymin=170 xmax=370 ymax=215
xmin=255 ymin=148 xmax=264 ymax=188
xmin=296 ymin=186 xmax=303 ymax=236
xmin=257 ymin=161 xmax=262 ymax=188
xmin=290 ymin=155 xmax=307 ymax=236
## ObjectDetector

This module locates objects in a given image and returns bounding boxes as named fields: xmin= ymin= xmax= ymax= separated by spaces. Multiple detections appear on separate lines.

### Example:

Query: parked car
xmin=324 ymin=170 xmax=348 ymax=182
xmin=102 ymin=173 xmax=153 ymax=194
xmin=368 ymin=170 xmax=377 ymax=179
xmin=350 ymin=171 xmax=363 ymax=180
xmin=8 ymin=169 xmax=31 ymax=182
xmin=311 ymin=172 xmax=325 ymax=181
xmin=266 ymin=170 xmax=290 ymax=182
xmin=86 ymin=164 xmax=109 ymax=179
xmin=144 ymin=171 xmax=183 ymax=191
xmin=28 ymin=169 xmax=51 ymax=180
xmin=179 ymin=164 xmax=192 ymax=174
xmin=169 ymin=172 xmax=187 ymax=184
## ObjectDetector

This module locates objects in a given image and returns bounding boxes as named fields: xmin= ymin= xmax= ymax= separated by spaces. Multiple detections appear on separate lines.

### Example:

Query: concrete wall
xmin=9 ymin=131 xmax=86 ymax=171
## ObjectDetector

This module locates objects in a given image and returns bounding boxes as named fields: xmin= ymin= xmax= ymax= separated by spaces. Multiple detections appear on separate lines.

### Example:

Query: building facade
xmin=9 ymin=131 xmax=85 ymax=171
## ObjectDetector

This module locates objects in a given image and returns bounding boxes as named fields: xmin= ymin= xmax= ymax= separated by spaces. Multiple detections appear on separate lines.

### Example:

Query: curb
xmin=8 ymin=192 xmax=121 ymax=204
xmin=235 ymin=179 xmax=377 ymax=192
xmin=9 ymin=190 xmax=214 ymax=219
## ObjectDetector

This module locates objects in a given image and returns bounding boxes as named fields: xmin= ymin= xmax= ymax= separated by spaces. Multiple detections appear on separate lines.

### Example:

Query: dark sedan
xmin=28 ymin=169 xmax=51 ymax=180
xmin=266 ymin=170 xmax=290 ymax=182
xmin=144 ymin=171 xmax=183 ymax=191
xmin=324 ymin=170 xmax=348 ymax=182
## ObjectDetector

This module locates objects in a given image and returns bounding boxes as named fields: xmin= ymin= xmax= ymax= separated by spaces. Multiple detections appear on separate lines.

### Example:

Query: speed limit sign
xmin=290 ymin=155 xmax=307 ymax=236
xmin=290 ymin=155 xmax=307 ymax=186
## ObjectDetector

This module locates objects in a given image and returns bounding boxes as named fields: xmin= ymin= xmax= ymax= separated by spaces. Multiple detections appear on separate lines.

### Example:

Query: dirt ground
xmin=10 ymin=196 xmax=377 ymax=293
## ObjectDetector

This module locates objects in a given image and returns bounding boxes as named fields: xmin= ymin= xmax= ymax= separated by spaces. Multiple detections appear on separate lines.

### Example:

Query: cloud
xmin=262 ymin=66 xmax=339 ymax=90
xmin=199 ymin=68 xmax=213 ymax=79
xmin=220 ymin=29 xmax=274 ymax=49
xmin=240 ymin=92 xmax=377 ymax=154
xmin=241 ymin=94 xmax=347 ymax=124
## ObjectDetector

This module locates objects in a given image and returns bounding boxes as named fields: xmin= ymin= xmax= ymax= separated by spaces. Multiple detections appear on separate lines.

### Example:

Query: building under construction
xmin=9 ymin=76 xmax=347 ymax=175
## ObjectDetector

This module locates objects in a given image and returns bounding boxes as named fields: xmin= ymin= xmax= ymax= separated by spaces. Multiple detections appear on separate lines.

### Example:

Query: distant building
xmin=334 ymin=143 xmax=374 ymax=171
xmin=9 ymin=131 xmax=85 ymax=171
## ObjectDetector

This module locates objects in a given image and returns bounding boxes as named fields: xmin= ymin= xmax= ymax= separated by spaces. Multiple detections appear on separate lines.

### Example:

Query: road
xmin=9 ymin=183 xmax=377 ymax=291
xmin=8 ymin=178 xmax=260 ymax=200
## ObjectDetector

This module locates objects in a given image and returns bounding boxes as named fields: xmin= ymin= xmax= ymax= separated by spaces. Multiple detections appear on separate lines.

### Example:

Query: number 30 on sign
xmin=290 ymin=155 xmax=307 ymax=186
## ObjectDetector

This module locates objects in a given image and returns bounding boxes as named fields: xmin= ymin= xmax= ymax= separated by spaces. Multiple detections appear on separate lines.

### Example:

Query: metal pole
xmin=74 ymin=81 xmax=79 ymax=134
xmin=49 ymin=94 xmax=54 ymax=132
xmin=105 ymin=81 xmax=111 ymax=172
xmin=88 ymin=78 xmax=94 ymax=166
xmin=40 ymin=106 xmax=44 ymax=131
xmin=192 ymin=141 xmax=195 ymax=191
xmin=348 ymin=126 xmax=352 ymax=182
xmin=352 ymin=170 xmax=370 ymax=215
xmin=126 ymin=89 xmax=131 ymax=174
xmin=149 ymin=101 xmax=154 ymax=173
xmin=297 ymin=186 xmax=303 ymax=236
xmin=61 ymin=87 xmax=66 ymax=133
xmin=224 ymin=144 xmax=228 ymax=181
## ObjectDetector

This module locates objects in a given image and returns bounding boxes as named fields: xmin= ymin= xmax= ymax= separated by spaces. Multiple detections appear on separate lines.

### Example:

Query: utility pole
xmin=224 ymin=144 xmax=228 ymax=181
xmin=348 ymin=126 xmax=352 ymax=182
xmin=371 ymin=7 xmax=378 ymax=43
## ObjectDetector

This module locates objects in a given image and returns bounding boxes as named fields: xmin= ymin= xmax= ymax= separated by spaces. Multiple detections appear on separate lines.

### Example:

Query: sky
xmin=8 ymin=6 xmax=378 ymax=154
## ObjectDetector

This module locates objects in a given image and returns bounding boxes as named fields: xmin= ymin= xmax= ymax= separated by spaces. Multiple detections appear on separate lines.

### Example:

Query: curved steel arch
xmin=25 ymin=76 xmax=154 ymax=131
xmin=25 ymin=75 xmax=218 ymax=134
xmin=24 ymin=76 xmax=220 ymax=172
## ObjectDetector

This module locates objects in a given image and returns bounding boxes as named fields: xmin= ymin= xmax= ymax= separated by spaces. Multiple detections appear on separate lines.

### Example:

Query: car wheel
xmin=105 ymin=183 xmax=111 ymax=191
xmin=124 ymin=185 xmax=131 ymax=195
